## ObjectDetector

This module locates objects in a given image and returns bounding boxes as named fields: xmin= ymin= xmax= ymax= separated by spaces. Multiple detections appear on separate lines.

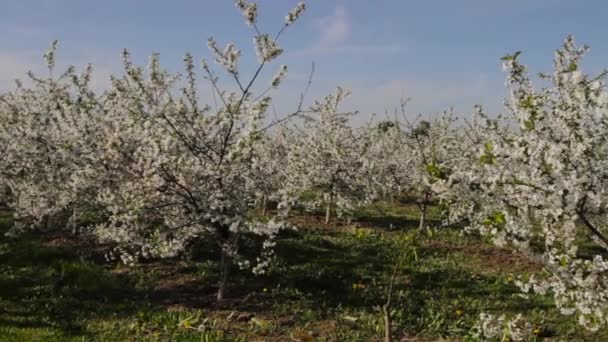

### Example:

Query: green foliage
xmin=482 ymin=211 xmax=506 ymax=228
xmin=426 ymin=162 xmax=448 ymax=181
xmin=376 ymin=120 xmax=397 ymax=133
xmin=567 ymin=62 xmax=578 ymax=72
xmin=412 ymin=120 xmax=431 ymax=138
xmin=500 ymin=51 xmax=522 ymax=62
xmin=479 ymin=141 xmax=497 ymax=165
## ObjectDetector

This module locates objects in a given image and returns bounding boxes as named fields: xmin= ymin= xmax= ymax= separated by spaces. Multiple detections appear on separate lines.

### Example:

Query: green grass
xmin=0 ymin=205 xmax=607 ymax=341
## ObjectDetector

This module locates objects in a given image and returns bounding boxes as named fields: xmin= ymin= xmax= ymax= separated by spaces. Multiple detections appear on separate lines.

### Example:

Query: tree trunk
xmin=261 ymin=196 xmax=267 ymax=216
xmin=418 ymin=204 xmax=426 ymax=230
xmin=217 ymin=247 xmax=231 ymax=301
xmin=71 ymin=208 xmax=79 ymax=235
xmin=383 ymin=263 xmax=399 ymax=342
xmin=325 ymin=182 xmax=334 ymax=225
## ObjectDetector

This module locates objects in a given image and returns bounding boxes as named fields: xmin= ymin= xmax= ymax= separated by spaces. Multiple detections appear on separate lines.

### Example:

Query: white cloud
xmin=314 ymin=6 xmax=350 ymax=49
xmin=289 ymin=6 xmax=405 ymax=58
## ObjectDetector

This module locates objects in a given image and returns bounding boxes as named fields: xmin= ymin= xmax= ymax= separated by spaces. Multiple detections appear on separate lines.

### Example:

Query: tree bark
xmin=261 ymin=196 xmax=267 ymax=216
xmin=325 ymin=181 xmax=334 ymax=225
xmin=383 ymin=262 xmax=399 ymax=342
xmin=71 ymin=208 xmax=79 ymax=235
xmin=418 ymin=204 xmax=426 ymax=230
xmin=217 ymin=247 xmax=231 ymax=301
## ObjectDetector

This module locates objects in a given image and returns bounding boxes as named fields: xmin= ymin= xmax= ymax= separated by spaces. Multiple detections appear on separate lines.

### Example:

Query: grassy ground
xmin=1 ymin=203 xmax=607 ymax=341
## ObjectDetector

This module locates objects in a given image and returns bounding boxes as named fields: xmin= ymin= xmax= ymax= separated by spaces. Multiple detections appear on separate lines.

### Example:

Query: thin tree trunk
xmin=325 ymin=181 xmax=334 ymax=225
xmin=383 ymin=263 xmax=399 ymax=342
xmin=71 ymin=208 xmax=78 ymax=235
xmin=261 ymin=196 xmax=267 ymax=216
xmin=440 ymin=200 xmax=450 ymax=226
xmin=217 ymin=247 xmax=231 ymax=301
xmin=418 ymin=204 xmax=426 ymax=230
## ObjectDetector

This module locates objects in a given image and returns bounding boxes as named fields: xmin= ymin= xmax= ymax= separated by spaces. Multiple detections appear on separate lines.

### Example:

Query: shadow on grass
xmin=356 ymin=214 xmax=424 ymax=230
xmin=271 ymin=230 xmax=391 ymax=305
xmin=352 ymin=202 xmax=443 ymax=231
xmin=0 ymin=215 xmax=146 ymax=338
xmin=256 ymin=228 xmax=545 ymax=316
xmin=0 ymin=211 xmax=560 ymax=339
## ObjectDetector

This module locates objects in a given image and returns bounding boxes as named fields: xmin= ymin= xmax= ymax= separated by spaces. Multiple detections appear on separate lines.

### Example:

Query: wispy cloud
xmin=314 ymin=6 xmax=350 ymax=49
xmin=290 ymin=6 xmax=405 ymax=57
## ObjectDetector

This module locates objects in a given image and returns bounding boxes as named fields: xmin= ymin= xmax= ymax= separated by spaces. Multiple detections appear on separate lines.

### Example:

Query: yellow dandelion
xmin=352 ymin=282 xmax=365 ymax=290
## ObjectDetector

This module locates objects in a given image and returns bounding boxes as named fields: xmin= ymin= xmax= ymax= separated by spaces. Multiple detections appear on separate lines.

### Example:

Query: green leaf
xmin=500 ymin=51 xmax=521 ymax=61
xmin=479 ymin=141 xmax=497 ymax=165
xmin=482 ymin=211 xmax=506 ymax=228
xmin=560 ymin=256 xmax=569 ymax=267
xmin=426 ymin=162 xmax=447 ymax=180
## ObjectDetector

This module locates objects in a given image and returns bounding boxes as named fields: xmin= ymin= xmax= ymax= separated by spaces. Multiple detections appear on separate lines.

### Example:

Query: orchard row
xmin=1 ymin=1 xmax=607 ymax=336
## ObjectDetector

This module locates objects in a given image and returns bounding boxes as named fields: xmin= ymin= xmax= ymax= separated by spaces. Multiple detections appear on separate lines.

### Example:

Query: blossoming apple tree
xmin=0 ymin=42 xmax=107 ymax=232
xmin=439 ymin=36 xmax=608 ymax=330
xmin=285 ymin=87 xmax=370 ymax=224
xmin=0 ymin=0 xmax=309 ymax=301
xmin=364 ymin=102 xmax=458 ymax=230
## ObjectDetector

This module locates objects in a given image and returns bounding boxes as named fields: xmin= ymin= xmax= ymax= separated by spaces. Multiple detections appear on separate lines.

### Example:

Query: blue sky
xmin=2 ymin=0 xmax=608 ymax=122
